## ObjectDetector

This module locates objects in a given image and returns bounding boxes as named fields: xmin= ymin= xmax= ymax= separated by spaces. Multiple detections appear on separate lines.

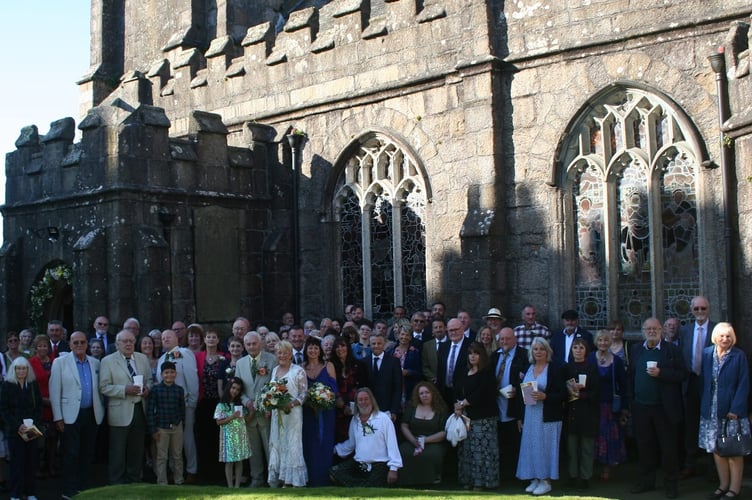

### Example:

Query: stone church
xmin=2 ymin=1 xmax=752 ymax=344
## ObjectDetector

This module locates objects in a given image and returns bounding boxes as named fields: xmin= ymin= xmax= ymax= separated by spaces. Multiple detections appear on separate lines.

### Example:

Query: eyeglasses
xmin=693 ymin=307 xmax=707 ymax=311
xmin=119 ymin=339 xmax=136 ymax=344
xmin=96 ymin=322 xmax=109 ymax=326
xmin=413 ymin=319 xmax=426 ymax=323
xmin=71 ymin=341 xmax=87 ymax=345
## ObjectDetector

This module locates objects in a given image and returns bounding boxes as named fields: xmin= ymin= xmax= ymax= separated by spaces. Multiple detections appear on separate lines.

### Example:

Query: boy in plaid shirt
xmin=148 ymin=361 xmax=185 ymax=485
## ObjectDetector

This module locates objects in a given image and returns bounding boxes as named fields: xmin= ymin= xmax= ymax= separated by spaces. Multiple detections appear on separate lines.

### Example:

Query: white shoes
xmin=525 ymin=479 xmax=540 ymax=492
xmin=532 ymin=479 xmax=552 ymax=496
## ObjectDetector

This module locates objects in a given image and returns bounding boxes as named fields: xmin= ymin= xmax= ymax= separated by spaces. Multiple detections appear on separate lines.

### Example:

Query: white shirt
xmin=335 ymin=411 xmax=403 ymax=470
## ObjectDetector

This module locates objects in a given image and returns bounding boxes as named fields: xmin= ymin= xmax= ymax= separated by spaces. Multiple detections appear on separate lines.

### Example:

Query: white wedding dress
xmin=268 ymin=363 xmax=308 ymax=487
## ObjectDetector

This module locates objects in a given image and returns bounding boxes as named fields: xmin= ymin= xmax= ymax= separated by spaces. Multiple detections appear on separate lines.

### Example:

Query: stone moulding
xmin=333 ymin=0 xmax=364 ymax=18
xmin=362 ymin=16 xmax=388 ymax=40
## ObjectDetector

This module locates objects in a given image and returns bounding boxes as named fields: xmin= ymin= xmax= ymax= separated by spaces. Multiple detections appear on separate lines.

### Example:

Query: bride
xmin=267 ymin=340 xmax=308 ymax=487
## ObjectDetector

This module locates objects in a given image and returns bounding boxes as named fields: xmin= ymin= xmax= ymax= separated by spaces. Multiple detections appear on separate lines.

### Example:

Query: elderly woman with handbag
xmin=699 ymin=322 xmax=750 ymax=500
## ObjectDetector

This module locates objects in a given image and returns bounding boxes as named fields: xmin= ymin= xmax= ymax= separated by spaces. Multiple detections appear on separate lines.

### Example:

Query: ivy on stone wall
xmin=29 ymin=264 xmax=72 ymax=325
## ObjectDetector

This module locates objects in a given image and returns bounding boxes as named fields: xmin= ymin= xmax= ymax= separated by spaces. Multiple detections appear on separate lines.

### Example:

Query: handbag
xmin=716 ymin=418 xmax=752 ymax=457
xmin=445 ymin=413 xmax=470 ymax=447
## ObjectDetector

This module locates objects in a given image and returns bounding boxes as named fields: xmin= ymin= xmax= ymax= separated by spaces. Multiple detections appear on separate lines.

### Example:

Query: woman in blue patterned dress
xmin=454 ymin=341 xmax=499 ymax=490
xmin=302 ymin=336 xmax=337 ymax=486
xmin=516 ymin=337 xmax=566 ymax=496
xmin=699 ymin=323 xmax=749 ymax=500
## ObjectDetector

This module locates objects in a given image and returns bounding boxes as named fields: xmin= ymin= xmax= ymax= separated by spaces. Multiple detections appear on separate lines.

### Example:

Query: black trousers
xmin=61 ymin=407 xmax=99 ymax=496
xmin=633 ymin=402 xmax=679 ymax=486
xmin=498 ymin=419 xmax=522 ymax=481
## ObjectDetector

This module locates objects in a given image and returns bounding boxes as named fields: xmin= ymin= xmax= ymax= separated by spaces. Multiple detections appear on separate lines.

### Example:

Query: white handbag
xmin=444 ymin=413 xmax=471 ymax=447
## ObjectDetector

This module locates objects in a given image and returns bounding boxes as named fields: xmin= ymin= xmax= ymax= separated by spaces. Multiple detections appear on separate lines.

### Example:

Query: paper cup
xmin=349 ymin=401 xmax=356 ymax=414
xmin=133 ymin=374 xmax=144 ymax=387
xmin=578 ymin=374 xmax=587 ymax=385
xmin=417 ymin=436 xmax=425 ymax=448
xmin=234 ymin=405 xmax=243 ymax=414
xmin=500 ymin=384 xmax=514 ymax=398
xmin=646 ymin=361 xmax=658 ymax=369
xmin=23 ymin=418 xmax=33 ymax=428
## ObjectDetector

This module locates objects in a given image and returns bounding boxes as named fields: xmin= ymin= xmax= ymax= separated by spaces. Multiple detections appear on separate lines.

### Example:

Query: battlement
xmin=4 ymin=96 xmax=276 ymax=208
xmin=92 ymin=0 xmax=480 ymax=138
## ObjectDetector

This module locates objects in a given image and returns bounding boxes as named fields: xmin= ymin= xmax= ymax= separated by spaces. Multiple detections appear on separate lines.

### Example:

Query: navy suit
xmin=492 ymin=346 xmax=530 ymax=480
xmin=550 ymin=328 xmax=594 ymax=366
xmin=365 ymin=353 xmax=403 ymax=415
xmin=436 ymin=337 xmax=471 ymax=405
xmin=679 ymin=320 xmax=715 ymax=470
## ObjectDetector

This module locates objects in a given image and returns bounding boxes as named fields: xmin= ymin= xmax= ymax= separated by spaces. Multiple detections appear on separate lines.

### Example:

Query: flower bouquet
xmin=307 ymin=382 xmax=336 ymax=411
xmin=255 ymin=379 xmax=293 ymax=427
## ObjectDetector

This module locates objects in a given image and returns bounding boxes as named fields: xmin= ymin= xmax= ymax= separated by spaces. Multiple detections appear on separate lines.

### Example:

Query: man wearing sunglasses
xmin=679 ymin=296 xmax=715 ymax=480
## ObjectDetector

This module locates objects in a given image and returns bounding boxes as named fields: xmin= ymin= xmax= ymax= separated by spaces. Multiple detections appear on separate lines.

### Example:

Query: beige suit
xmin=99 ymin=350 xmax=152 ymax=483
xmin=236 ymin=351 xmax=277 ymax=486
xmin=99 ymin=351 xmax=151 ymax=426
xmin=50 ymin=354 xmax=104 ymax=424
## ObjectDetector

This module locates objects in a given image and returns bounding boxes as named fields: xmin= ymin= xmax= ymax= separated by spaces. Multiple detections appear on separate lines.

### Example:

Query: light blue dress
xmin=516 ymin=364 xmax=562 ymax=480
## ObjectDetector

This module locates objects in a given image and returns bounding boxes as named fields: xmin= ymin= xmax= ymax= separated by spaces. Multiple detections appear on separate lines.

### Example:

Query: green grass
xmin=74 ymin=484 xmax=618 ymax=499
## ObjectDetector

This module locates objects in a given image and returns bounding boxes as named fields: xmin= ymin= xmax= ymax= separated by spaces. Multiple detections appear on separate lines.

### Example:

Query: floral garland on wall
xmin=29 ymin=264 xmax=73 ymax=325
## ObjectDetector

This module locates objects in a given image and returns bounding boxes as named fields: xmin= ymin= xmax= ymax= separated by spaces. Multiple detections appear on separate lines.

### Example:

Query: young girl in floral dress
xmin=214 ymin=377 xmax=252 ymax=487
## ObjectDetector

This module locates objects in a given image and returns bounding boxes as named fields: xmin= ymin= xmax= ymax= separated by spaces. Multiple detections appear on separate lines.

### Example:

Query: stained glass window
xmin=333 ymin=135 xmax=427 ymax=321
xmin=562 ymin=88 xmax=701 ymax=330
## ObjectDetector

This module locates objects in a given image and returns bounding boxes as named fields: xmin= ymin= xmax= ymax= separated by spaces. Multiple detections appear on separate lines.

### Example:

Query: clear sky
xmin=0 ymin=2 xmax=91 ymax=242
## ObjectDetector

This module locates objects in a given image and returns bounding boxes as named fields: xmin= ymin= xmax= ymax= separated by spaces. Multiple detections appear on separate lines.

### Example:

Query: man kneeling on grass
xmin=330 ymin=388 xmax=402 ymax=487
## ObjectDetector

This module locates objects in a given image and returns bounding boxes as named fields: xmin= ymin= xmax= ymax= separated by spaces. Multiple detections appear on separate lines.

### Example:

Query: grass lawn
xmin=75 ymin=484 xmax=618 ymax=499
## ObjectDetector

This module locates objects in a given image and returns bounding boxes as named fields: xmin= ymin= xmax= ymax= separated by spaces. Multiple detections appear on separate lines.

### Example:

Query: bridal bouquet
xmin=307 ymin=382 xmax=336 ymax=410
xmin=255 ymin=378 xmax=293 ymax=416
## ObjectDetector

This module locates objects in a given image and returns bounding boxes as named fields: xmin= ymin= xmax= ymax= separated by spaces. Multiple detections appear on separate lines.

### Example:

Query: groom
xmin=237 ymin=330 xmax=277 ymax=487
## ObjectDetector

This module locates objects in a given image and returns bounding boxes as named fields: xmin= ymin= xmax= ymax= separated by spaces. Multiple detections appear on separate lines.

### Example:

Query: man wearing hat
xmin=550 ymin=309 xmax=594 ymax=365
xmin=483 ymin=308 xmax=506 ymax=339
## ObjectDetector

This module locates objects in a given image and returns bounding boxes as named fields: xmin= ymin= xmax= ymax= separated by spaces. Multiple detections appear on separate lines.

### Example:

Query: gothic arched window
xmin=333 ymin=134 xmax=428 ymax=320
xmin=560 ymin=86 xmax=702 ymax=330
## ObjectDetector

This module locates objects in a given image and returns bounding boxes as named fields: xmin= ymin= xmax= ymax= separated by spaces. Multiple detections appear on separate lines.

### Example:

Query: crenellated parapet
xmin=103 ymin=0 xmax=469 ymax=136
xmin=5 ymin=88 xmax=276 ymax=209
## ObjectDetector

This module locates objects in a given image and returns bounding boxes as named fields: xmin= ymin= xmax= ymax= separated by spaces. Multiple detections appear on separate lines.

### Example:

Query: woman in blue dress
xmin=302 ymin=336 xmax=338 ymax=486
xmin=516 ymin=337 xmax=566 ymax=496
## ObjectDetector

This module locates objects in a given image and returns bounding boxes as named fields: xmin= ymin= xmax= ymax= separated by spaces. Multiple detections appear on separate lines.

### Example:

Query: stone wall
xmin=0 ymin=82 xmax=280 ymax=334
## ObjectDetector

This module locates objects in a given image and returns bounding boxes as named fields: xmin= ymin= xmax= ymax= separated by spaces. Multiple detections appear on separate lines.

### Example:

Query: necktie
xmin=125 ymin=357 xmax=136 ymax=379
xmin=693 ymin=326 xmax=704 ymax=375
xmin=497 ymin=350 xmax=509 ymax=385
xmin=251 ymin=357 xmax=258 ymax=377
xmin=447 ymin=344 xmax=457 ymax=387
xmin=52 ymin=343 xmax=58 ymax=358
xmin=373 ymin=356 xmax=380 ymax=375
xmin=295 ymin=352 xmax=303 ymax=365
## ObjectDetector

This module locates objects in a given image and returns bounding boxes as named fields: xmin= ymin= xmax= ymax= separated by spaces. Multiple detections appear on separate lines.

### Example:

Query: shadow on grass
xmin=75 ymin=483 xmax=617 ymax=499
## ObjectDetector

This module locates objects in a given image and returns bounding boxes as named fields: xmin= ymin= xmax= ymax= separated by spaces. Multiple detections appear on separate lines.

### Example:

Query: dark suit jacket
xmin=680 ymin=321 xmax=715 ymax=370
xmin=50 ymin=339 xmax=70 ymax=360
xmin=492 ymin=346 xmax=530 ymax=420
xmin=437 ymin=338 xmax=471 ymax=389
xmin=89 ymin=333 xmax=117 ymax=354
xmin=550 ymin=328 xmax=594 ymax=366
xmin=628 ymin=340 xmax=687 ymax=424
xmin=365 ymin=353 xmax=403 ymax=414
